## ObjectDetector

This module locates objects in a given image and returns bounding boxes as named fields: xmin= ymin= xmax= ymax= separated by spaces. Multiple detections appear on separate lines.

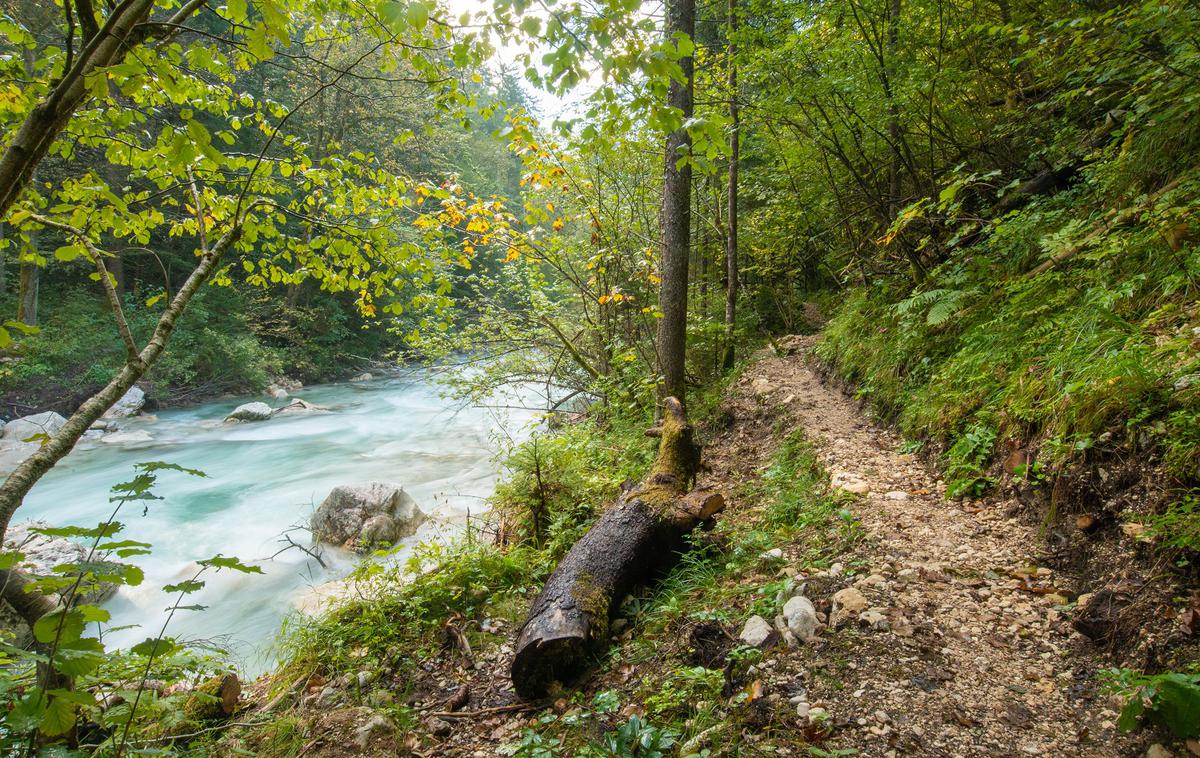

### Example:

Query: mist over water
xmin=20 ymin=374 xmax=536 ymax=675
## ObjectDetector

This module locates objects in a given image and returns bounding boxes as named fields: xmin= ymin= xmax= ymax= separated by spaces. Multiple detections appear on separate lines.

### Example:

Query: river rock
xmin=311 ymin=482 xmax=426 ymax=552
xmin=224 ymin=401 xmax=273 ymax=422
xmin=0 ymin=440 xmax=38 ymax=474
xmin=274 ymin=377 xmax=303 ymax=392
xmin=3 ymin=411 xmax=67 ymax=442
xmin=103 ymin=386 xmax=145 ymax=419
xmin=349 ymin=372 xmax=373 ymax=382
xmin=101 ymin=430 xmax=154 ymax=445
xmin=3 ymin=521 xmax=118 ymax=627
xmin=274 ymin=398 xmax=326 ymax=415
xmin=266 ymin=384 xmax=289 ymax=400
xmin=783 ymin=595 xmax=819 ymax=640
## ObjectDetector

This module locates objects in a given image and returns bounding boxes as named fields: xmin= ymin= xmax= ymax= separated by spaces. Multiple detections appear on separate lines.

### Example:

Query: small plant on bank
xmin=1102 ymin=667 xmax=1200 ymax=738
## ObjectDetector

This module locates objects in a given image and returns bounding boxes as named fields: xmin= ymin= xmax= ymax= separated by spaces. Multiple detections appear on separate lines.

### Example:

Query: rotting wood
xmin=510 ymin=397 xmax=724 ymax=699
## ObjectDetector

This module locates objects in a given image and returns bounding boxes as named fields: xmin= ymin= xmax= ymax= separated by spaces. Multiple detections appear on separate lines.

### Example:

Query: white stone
xmin=103 ymin=386 xmax=145 ymax=419
xmin=0 ymin=440 xmax=38 ymax=474
xmin=831 ymin=587 xmax=868 ymax=625
xmin=861 ymin=610 xmax=890 ymax=631
xmin=350 ymin=372 xmax=373 ymax=382
xmin=3 ymin=411 xmax=67 ymax=442
xmin=783 ymin=595 xmax=819 ymax=640
xmin=830 ymin=471 xmax=869 ymax=495
xmin=101 ymin=430 xmax=153 ymax=445
xmin=761 ymin=547 xmax=784 ymax=560
xmin=884 ymin=490 xmax=908 ymax=501
xmin=274 ymin=398 xmax=326 ymax=415
xmin=224 ymin=401 xmax=273 ymax=422
xmin=738 ymin=615 xmax=775 ymax=648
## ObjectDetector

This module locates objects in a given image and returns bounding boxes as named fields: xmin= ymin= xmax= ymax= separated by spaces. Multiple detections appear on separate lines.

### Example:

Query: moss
xmin=571 ymin=574 xmax=611 ymax=641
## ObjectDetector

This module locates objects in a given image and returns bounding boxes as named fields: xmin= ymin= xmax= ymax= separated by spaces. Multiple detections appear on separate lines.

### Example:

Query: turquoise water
xmin=20 ymin=374 xmax=535 ymax=673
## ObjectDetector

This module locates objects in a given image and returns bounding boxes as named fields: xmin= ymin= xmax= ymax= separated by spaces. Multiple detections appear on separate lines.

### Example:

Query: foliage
xmin=1146 ymin=491 xmax=1200 ymax=557
xmin=1103 ymin=667 xmax=1200 ymax=738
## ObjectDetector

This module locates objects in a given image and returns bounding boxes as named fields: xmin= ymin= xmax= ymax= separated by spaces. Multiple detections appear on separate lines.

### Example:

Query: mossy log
xmin=510 ymin=398 xmax=724 ymax=700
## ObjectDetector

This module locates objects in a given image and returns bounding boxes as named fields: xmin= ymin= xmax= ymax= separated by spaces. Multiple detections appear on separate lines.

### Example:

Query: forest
xmin=0 ymin=0 xmax=1197 ymax=755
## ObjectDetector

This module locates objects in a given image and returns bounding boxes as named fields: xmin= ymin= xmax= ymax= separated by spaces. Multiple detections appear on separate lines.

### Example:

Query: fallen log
xmin=510 ymin=397 xmax=724 ymax=700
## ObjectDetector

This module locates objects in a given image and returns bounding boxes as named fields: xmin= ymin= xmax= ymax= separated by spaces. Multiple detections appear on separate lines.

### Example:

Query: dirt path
xmin=711 ymin=337 xmax=1150 ymax=757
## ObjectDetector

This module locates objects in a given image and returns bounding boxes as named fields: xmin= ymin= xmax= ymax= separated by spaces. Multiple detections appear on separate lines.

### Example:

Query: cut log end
xmin=511 ymin=635 xmax=590 ymax=701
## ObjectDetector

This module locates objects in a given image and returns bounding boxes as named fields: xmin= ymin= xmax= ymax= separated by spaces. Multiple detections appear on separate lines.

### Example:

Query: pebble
xmin=831 ymin=587 xmax=868 ymax=624
xmin=354 ymin=714 xmax=395 ymax=748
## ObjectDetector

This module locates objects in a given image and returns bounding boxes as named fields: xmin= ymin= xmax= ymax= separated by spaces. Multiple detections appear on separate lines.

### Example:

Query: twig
xmin=424 ymin=703 xmax=535 ymax=718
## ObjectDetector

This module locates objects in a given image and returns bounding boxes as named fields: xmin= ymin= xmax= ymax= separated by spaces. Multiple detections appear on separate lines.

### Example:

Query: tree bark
xmin=510 ymin=398 xmax=723 ymax=700
xmin=656 ymin=0 xmax=695 ymax=404
xmin=17 ymin=232 xmax=39 ymax=327
xmin=721 ymin=0 xmax=739 ymax=371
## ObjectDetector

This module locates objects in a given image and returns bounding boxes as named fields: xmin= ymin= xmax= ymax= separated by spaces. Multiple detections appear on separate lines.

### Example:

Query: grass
xmin=816 ymin=190 xmax=1200 ymax=520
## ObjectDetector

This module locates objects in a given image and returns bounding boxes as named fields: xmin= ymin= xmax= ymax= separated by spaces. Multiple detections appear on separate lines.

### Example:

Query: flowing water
xmin=19 ymin=374 xmax=536 ymax=674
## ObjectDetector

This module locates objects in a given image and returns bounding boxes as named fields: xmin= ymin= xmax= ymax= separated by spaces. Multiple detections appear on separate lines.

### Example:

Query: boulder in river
xmin=0 ymin=440 xmax=37 ymax=474
xmin=311 ymin=482 xmax=426 ymax=552
xmin=101 ymin=429 xmax=154 ymax=445
xmin=3 ymin=411 xmax=67 ymax=442
xmin=224 ymin=401 xmax=273 ymax=422
xmin=103 ymin=386 xmax=145 ymax=419
xmin=274 ymin=398 xmax=326 ymax=415
xmin=349 ymin=372 xmax=373 ymax=382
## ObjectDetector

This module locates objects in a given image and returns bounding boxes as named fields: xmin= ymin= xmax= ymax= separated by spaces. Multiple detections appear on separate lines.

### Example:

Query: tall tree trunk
xmin=885 ymin=0 xmax=902 ymax=220
xmin=0 ymin=222 xmax=7 ymax=297
xmin=17 ymin=229 xmax=38 ymax=327
xmin=722 ymin=0 xmax=740 ymax=371
xmin=656 ymin=0 xmax=696 ymax=404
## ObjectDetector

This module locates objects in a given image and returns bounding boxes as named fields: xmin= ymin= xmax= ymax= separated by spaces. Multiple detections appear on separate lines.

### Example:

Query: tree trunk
xmin=511 ymin=398 xmax=723 ymax=700
xmin=17 ymin=239 xmax=38 ymax=328
xmin=656 ymin=0 xmax=696 ymax=404
xmin=722 ymin=0 xmax=739 ymax=371
xmin=885 ymin=0 xmax=902 ymax=220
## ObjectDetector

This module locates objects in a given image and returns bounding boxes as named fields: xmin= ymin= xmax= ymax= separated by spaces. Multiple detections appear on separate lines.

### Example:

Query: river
xmin=19 ymin=374 xmax=536 ymax=675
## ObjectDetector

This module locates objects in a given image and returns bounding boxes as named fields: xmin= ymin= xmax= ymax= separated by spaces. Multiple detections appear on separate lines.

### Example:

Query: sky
xmin=442 ymin=0 xmax=592 ymax=122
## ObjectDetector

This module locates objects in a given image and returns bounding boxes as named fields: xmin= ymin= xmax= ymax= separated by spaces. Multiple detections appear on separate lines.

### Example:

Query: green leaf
xmin=33 ymin=609 xmax=86 ymax=645
xmin=1147 ymin=674 xmax=1200 ymax=737
xmin=198 ymin=554 xmax=264 ymax=574
xmin=53 ymin=244 xmax=83 ymax=262
xmin=39 ymin=694 xmax=77 ymax=737
xmin=164 ymin=579 xmax=206 ymax=594
xmin=130 ymin=636 xmax=179 ymax=658
xmin=7 ymin=692 xmax=47 ymax=733
xmin=226 ymin=0 xmax=248 ymax=23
